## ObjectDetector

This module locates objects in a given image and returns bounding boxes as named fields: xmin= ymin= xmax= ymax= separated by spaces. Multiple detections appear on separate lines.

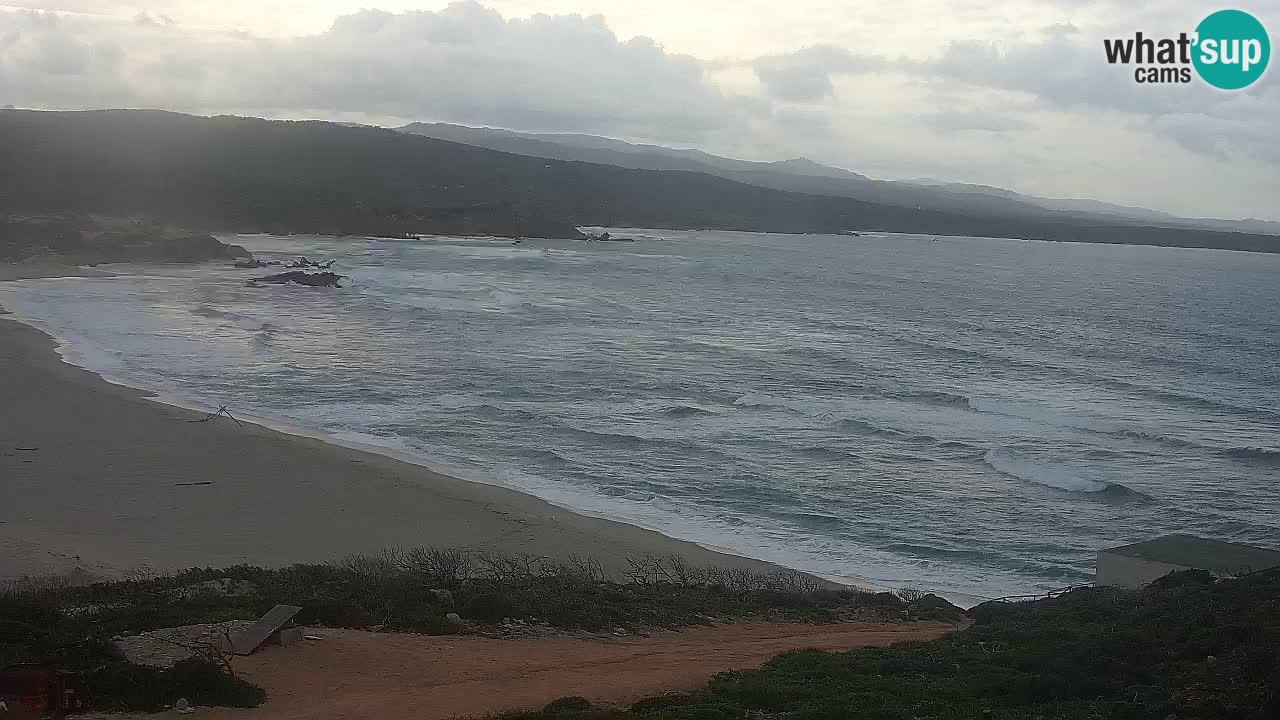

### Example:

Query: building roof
xmin=1102 ymin=534 xmax=1280 ymax=575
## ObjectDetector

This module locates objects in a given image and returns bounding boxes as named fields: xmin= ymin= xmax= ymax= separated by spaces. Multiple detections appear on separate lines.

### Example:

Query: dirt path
xmin=181 ymin=621 xmax=959 ymax=720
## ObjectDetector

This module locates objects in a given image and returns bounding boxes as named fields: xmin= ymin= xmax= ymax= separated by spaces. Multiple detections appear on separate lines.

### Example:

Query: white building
xmin=1096 ymin=534 xmax=1280 ymax=588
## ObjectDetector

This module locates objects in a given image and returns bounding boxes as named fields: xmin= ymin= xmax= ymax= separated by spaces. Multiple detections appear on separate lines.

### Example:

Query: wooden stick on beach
xmin=189 ymin=405 xmax=243 ymax=428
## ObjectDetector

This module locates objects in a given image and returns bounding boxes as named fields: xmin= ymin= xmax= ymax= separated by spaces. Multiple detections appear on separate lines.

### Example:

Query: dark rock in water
xmin=233 ymin=257 xmax=283 ymax=268
xmin=286 ymin=256 xmax=336 ymax=269
xmin=585 ymin=231 xmax=635 ymax=242
xmin=250 ymin=271 xmax=342 ymax=287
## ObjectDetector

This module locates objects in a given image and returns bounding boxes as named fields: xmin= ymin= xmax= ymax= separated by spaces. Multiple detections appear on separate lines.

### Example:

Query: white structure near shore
xmin=1096 ymin=534 xmax=1280 ymax=588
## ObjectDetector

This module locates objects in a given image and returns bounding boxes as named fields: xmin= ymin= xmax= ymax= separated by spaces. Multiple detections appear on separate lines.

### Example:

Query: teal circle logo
xmin=1192 ymin=9 xmax=1270 ymax=89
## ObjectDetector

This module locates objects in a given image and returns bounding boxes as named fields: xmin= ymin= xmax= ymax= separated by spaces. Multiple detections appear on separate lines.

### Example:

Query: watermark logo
xmin=1103 ymin=9 xmax=1270 ymax=89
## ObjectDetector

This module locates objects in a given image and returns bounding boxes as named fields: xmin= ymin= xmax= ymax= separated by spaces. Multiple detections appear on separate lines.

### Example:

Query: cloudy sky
xmin=2 ymin=0 xmax=1277 ymax=219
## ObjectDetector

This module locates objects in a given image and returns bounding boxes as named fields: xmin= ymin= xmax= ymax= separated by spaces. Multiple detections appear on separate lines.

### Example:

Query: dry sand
xmin=0 ymin=266 xmax=784 ymax=581
xmin=156 ymin=622 xmax=960 ymax=720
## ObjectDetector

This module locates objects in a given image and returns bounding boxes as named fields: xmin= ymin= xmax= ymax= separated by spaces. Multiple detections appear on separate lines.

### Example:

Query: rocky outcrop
xmin=1 ymin=216 xmax=250 ymax=265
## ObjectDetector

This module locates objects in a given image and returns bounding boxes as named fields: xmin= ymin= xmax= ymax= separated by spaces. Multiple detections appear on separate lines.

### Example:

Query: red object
xmin=0 ymin=666 xmax=87 ymax=716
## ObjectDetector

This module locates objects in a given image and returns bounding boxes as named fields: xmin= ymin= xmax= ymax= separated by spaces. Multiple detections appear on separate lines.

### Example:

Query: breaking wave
xmin=983 ymin=449 xmax=1151 ymax=502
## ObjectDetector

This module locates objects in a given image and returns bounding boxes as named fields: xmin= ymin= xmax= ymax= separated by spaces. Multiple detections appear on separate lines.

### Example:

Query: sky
xmin=2 ymin=0 xmax=1278 ymax=220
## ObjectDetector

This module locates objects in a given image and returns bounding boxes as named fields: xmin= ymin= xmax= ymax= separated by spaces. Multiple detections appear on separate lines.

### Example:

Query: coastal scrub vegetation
xmin=9 ymin=553 xmax=1276 ymax=718
xmin=500 ymin=568 xmax=1280 ymax=720
xmin=0 ymin=548 xmax=958 ymax=711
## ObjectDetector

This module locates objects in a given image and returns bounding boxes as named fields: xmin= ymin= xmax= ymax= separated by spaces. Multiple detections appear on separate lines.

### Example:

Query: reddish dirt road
xmin=187 ymin=621 xmax=959 ymax=720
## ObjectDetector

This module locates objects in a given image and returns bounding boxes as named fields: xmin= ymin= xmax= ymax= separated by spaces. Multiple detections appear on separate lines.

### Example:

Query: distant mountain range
xmin=0 ymin=110 xmax=1276 ymax=254
xmin=399 ymin=122 xmax=1280 ymax=236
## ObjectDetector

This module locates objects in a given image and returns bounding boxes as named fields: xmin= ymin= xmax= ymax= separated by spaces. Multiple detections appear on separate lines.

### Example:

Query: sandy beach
xmin=0 ymin=267 xmax=781 ymax=581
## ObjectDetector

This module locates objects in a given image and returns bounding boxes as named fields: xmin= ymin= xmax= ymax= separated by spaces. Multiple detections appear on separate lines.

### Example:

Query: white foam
xmin=983 ymin=448 xmax=1109 ymax=493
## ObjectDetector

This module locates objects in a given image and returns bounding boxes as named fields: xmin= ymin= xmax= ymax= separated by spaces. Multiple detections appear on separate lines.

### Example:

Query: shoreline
xmin=1 ymin=264 xmax=806 ymax=589
xmin=0 ymin=262 xmax=990 ymax=606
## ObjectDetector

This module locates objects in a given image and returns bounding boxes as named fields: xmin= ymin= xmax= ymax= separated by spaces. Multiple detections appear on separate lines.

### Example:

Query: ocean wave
xmin=983 ymin=448 xmax=1151 ymax=501
xmin=515 ymin=447 xmax=575 ymax=468
xmin=732 ymin=392 xmax=810 ymax=412
xmin=329 ymin=430 xmax=412 ymax=452
xmin=732 ymin=392 xmax=779 ymax=408
xmin=732 ymin=392 xmax=962 ymax=446
xmin=1111 ymin=428 xmax=1204 ymax=450
xmin=835 ymin=418 xmax=909 ymax=438
xmin=888 ymin=389 xmax=973 ymax=408
xmin=775 ymin=511 xmax=847 ymax=531
xmin=966 ymin=397 xmax=1124 ymax=434
xmin=556 ymin=423 xmax=729 ymax=459
xmin=893 ymin=335 xmax=1280 ymax=423
xmin=431 ymin=393 xmax=486 ymax=409
xmin=361 ymin=288 xmax=497 ymax=314
xmin=791 ymin=445 xmax=867 ymax=463
xmin=1221 ymin=446 xmax=1280 ymax=465
xmin=189 ymin=304 xmax=277 ymax=332
xmin=885 ymin=542 xmax=990 ymax=562
xmin=1107 ymin=428 xmax=1280 ymax=467
xmin=1113 ymin=383 xmax=1280 ymax=424
xmin=657 ymin=403 xmax=720 ymax=418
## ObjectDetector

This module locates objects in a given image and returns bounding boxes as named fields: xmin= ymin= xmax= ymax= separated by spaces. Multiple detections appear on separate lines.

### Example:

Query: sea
xmin=2 ymin=229 xmax=1278 ymax=602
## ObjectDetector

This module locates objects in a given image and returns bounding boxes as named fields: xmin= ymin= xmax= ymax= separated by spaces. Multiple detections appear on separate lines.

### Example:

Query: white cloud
xmin=0 ymin=2 xmax=739 ymax=141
